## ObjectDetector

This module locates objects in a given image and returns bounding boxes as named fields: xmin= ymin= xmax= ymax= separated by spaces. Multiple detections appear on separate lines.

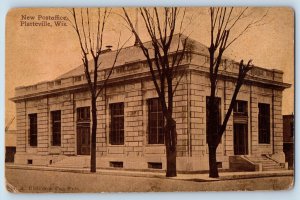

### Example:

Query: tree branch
xmin=96 ymin=33 xmax=133 ymax=98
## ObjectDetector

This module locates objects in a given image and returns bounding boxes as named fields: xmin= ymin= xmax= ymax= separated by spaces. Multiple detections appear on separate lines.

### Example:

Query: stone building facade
xmin=283 ymin=114 xmax=294 ymax=169
xmin=12 ymin=35 xmax=290 ymax=171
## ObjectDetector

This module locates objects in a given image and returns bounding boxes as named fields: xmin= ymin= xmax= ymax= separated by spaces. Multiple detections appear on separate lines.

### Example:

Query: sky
xmin=5 ymin=7 xmax=294 ymax=129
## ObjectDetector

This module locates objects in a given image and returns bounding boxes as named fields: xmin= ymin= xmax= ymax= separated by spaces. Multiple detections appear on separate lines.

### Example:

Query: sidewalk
xmin=6 ymin=163 xmax=294 ymax=182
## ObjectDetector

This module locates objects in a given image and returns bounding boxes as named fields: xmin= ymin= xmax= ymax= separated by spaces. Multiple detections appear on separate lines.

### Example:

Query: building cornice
xmin=11 ymin=62 xmax=291 ymax=103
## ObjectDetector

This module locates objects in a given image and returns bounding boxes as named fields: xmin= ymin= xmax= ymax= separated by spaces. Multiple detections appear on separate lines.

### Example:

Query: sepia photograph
xmin=5 ymin=7 xmax=294 ymax=192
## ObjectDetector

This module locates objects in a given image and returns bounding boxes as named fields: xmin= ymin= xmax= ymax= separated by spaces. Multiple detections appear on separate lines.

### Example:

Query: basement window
xmin=27 ymin=159 xmax=33 ymax=165
xmin=148 ymin=162 xmax=162 ymax=169
xmin=217 ymin=162 xmax=222 ymax=169
xmin=110 ymin=161 xmax=123 ymax=168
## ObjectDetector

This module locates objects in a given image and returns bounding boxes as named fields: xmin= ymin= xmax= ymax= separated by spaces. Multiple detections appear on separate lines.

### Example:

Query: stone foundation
xmin=14 ymin=151 xmax=232 ymax=172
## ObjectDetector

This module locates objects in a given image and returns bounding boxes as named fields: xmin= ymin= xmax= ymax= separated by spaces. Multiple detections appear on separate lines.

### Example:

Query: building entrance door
xmin=234 ymin=123 xmax=248 ymax=155
xmin=77 ymin=124 xmax=90 ymax=155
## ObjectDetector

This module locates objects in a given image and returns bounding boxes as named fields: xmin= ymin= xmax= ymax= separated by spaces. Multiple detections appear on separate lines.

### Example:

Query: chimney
xmin=100 ymin=45 xmax=112 ymax=54
xmin=106 ymin=45 xmax=112 ymax=50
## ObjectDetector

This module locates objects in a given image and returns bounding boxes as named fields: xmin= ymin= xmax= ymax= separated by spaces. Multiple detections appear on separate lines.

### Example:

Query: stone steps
xmin=263 ymin=165 xmax=283 ymax=169
xmin=246 ymin=155 xmax=285 ymax=171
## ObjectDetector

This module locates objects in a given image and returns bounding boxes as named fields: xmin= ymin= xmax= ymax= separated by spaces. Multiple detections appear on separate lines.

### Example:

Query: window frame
xmin=290 ymin=120 xmax=294 ymax=138
xmin=234 ymin=100 xmax=248 ymax=115
xmin=109 ymin=102 xmax=125 ymax=145
xmin=51 ymin=110 xmax=61 ymax=146
xmin=147 ymin=98 xmax=165 ymax=145
xmin=28 ymin=113 xmax=38 ymax=147
xmin=258 ymin=103 xmax=271 ymax=144
xmin=77 ymin=107 xmax=90 ymax=123
xmin=76 ymin=106 xmax=91 ymax=155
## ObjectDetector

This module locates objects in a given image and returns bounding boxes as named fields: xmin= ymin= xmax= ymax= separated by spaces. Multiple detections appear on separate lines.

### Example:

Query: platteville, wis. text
xmin=20 ymin=14 xmax=68 ymax=27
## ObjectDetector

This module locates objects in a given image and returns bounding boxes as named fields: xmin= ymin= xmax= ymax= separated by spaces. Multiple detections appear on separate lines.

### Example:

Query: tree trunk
xmin=90 ymin=96 xmax=97 ymax=173
xmin=208 ymin=144 xmax=219 ymax=178
xmin=165 ymin=118 xmax=177 ymax=177
xmin=207 ymin=95 xmax=220 ymax=178
xmin=166 ymin=147 xmax=176 ymax=177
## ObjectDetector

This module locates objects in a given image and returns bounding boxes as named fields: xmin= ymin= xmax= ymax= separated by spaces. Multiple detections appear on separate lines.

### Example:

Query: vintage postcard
xmin=5 ymin=7 xmax=294 ymax=193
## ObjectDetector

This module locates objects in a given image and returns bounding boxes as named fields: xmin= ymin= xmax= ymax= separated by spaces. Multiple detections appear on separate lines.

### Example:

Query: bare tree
xmin=122 ymin=8 xmax=190 ymax=177
xmin=206 ymin=7 xmax=267 ymax=178
xmin=68 ymin=8 xmax=128 ymax=172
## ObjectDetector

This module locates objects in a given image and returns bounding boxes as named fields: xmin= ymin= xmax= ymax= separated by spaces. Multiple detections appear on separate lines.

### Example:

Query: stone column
xmin=37 ymin=98 xmax=49 ymax=155
xmin=61 ymin=94 xmax=76 ymax=155
xmin=16 ymin=101 xmax=26 ymax=153
xmin=124 ymin=82 xmax=143 ymax=156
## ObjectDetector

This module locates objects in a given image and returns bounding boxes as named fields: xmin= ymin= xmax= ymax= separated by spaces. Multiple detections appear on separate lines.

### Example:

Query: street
xmin=5 ymin=168 xmax=293 ymax=193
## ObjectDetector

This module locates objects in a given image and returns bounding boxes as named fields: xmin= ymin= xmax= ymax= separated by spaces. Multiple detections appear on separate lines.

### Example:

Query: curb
xmin=5 ymin=164 xmax=294 ymax=182
xmin=220 ymin=171 xmax=294 ymax=180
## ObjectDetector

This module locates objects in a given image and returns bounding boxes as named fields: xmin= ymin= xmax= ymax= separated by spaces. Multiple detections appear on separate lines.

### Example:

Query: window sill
xmin=108 ymin=144 xmax=125 ymax=147
xmin=146 ymin=144 xmax=165 ymax=147
xmin=144 ymin=145 xmax=165 ymax=154
xmin=49 ymin=146 xmax=62 ymax=154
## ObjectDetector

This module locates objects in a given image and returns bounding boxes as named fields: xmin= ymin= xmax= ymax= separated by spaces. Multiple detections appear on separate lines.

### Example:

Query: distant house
xmin=5 ymin=130 xmax=17 ymax=163
xmin=11 ymin=34 xmax=291 ymax=172
xmin=283 ymin=114 xmax=294 ymax=169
